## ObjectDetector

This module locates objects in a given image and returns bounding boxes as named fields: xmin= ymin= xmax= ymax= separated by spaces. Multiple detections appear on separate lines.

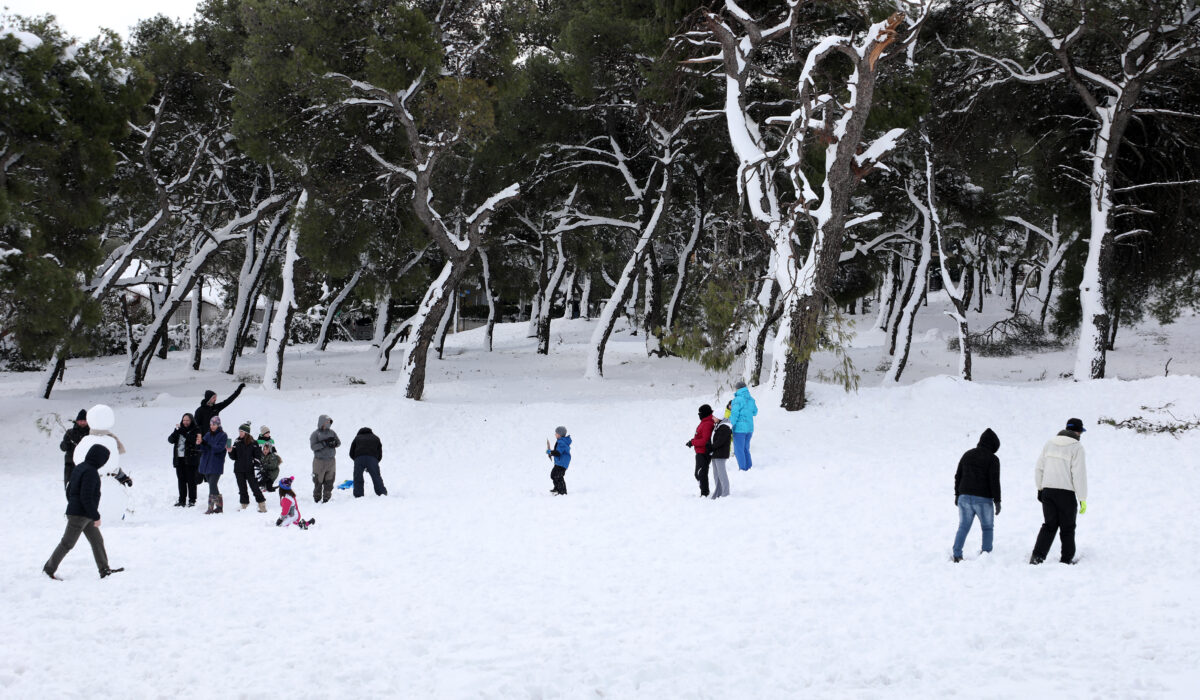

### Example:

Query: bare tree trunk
xmin=580 ymin=275 xmax=592 ymax=319
xmin=536 ymin=234 xmax=567 ymax=355
xmin=316 ymin=265 xmax=365 ymax=351
xmin=480 ymin=248 xmax=496 ymax=352
xmin=642 ymin=248 xmax=665 ymax=357
xmin=885 ymin=185 xmax=934 ymax=383
xmin=256 ymin=297 xmax=274 ymax=353
xmin=264 ymin=190 xmax=307 ymax=391
xmin=190 ymin=279 xmax=203 ymax=370
xmin=371 ymin=288 xmax=392 ymax=347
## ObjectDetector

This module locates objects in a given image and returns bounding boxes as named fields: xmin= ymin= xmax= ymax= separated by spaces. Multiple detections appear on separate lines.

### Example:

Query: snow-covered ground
xmin=2 ymin=295 xmax=1199 ymax=697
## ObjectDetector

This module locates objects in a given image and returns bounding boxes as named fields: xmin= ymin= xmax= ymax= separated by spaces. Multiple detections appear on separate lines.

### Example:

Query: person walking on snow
xmin=729 ymin=380 xmax=758 ymax=471
xmin=1030 ymin=418 xmax=1088 ymax=565
xmin=275 ymin=477 xmax=314 ymax=530
xmin=59 ymin=409 xmax=89 ymax=488
xmin=310 ymin=415 xmax=341 ymax=503
xmin=43 ymin=444 xmax=123 ymax=580
xmin=230 ymin=422 xmax=267 ymax=512
xmin=686 ymin=404 xmax=717 ymax=497
xmin=198 ymin=416 xmax=229 ymax=514
xmin=349 ymin=427 xmax=388 ymax=497
xmin=952 ymin=428 xmax=1001 ymax=562
xmin=193 ymin=383 xmax=246 ymax=435
xmin=546 ymin=426 xmax=572 ymax=495
xmin=709 ymin=406 xmax=733 ymax=499
xmin=167 ymin=413 xmax=201 ymax=507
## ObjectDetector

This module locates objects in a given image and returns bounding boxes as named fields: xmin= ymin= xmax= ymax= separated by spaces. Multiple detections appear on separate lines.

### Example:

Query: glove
xmin=116 ymin=470 xmax=133 ymax=487
xmin=1037 ymin=490 xmax=1044 ymax=503
xmin=1079 ymin=500 xmax=1087 ymax=515
xmin=994 ymin=500 xmax=1001 ymax=515
xmin=954 ymin=495 xmax=959 ymax=506
xmin=275 ymin=518 xmax=282 ymax=526
xmin=686 ymin=440 xmax=693 ymax=448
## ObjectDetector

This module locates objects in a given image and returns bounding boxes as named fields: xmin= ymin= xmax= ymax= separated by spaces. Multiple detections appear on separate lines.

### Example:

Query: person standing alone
xmin=952 ymin=428 xmax=1001 ymax=562
xmin=1030 ymin=418 xmax=1088 ymax=565
xmin=349 ymin=427 xmax=388 ymax=497
xmin=729 ymin=381 xmax=758 ymax=471
xmin=43 ymin=444 xmax=123 ymax=580
xmin=310 ymin=415 xmax=340 ymax=503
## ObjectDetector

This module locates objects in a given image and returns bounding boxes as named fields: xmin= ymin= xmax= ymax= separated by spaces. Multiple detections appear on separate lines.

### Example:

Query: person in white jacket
xmin=1030 ymin=417 xmax=1088 ymax=564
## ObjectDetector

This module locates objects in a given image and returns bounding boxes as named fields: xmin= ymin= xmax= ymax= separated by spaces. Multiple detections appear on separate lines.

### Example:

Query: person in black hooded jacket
xmin=167 ymin=413 xmax=201 ymax=506
xmin=193 ymin=383 xmax=246 ymax=435
xmin=952 ymin=428 xmax=1001 ymax=562
xmin=349 ymin=427 xmax=387 ymax=497
xmin=43 ymin=444 xmax=122 ymax=579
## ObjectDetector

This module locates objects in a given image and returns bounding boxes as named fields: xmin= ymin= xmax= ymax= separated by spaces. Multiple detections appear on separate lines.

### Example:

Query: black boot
xmin=173 ymin=499 xmax=185 ymax=507
xmin=100 ymin=567 xmax=125 ymax=578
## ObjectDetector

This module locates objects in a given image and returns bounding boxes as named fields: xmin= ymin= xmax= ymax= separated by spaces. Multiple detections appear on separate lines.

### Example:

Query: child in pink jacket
xmin=275 ymin=477 xmax=314 ymax=530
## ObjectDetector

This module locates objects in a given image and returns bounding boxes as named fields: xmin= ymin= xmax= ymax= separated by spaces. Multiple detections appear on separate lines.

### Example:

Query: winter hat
xmin=555 ymin=426 xmax=568 ymax=437
xmin=259 ymin=425 xmax=271 ymax=436
xmin=1066 ymin=417 xmax=1086 ymax=433
xmin=75 ymin=409 xmax=88 ymax=422
xmin=204 ymin=390 xmax=216 ymax=403
xmin=734 ymin=380 xmax=747 ymax=390
xmin=210 ymin=416 xmax=222 ymax=428
xmin=238 ymin=422 xmax=252 ymax=434
xmin=698 ymin=404 xmax=713 ymax=418
xmin=279 ymin=476 xmax=295 ymax=490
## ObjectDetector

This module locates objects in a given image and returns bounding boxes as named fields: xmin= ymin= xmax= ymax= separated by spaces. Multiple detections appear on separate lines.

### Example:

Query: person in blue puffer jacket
xmin=546 ymin=426 xmax=572 ymax=495
xmin=729 ymin=381 xmax=758 ymax=471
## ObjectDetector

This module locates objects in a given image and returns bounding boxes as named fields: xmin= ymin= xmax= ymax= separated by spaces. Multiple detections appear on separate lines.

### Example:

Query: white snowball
xmin=73 ymin=434 xmax=120 ymax=471
xmin=87 ymin=404 xmax=116 ymax=431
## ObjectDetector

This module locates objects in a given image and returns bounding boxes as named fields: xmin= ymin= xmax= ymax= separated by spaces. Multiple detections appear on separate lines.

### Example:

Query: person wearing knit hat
xmin=686 ymin=405 xmax=717 ymax=497
xmin=230 ymin=422 xmax=267 ymax=512
xmin=729 ymin=380 xmax=758 ymax=471
xmin=546 ymin=426 xmax=572 ymax=495
xmin=198 ymin=416 xmax=229 ymax=513
xmin=59 ymin=409 xmax=91 ymax=489
xmin=1030 ymin=418 xmax=1089 ymax=565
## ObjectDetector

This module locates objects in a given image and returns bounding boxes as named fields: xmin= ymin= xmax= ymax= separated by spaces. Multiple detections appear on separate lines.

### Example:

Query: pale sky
xmin=3 ymin=0 xmax=201 ymax=40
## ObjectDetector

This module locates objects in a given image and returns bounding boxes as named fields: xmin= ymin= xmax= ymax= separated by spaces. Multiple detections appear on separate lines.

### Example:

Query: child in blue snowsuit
xmin=546 ymin=426 xmax=572 ymax=495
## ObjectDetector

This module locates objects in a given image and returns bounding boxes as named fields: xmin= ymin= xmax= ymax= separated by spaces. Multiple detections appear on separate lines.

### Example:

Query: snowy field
xmin=3 ymin=295 xmax=1200 ymax=698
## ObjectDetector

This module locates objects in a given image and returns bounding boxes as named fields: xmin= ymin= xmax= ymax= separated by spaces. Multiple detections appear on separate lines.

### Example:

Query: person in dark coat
xmin=167 ymin=413 xmax=201 ymax=506
xmin=59 ymin=409 xmax=90 ymax=488
xmin=349 ymin=427 xmax=388 ymax=497
xmin=193 ymin=384 xmax=246 ymax=435
xmin=686 ymin=404 xmax=717 ymax=497
xmin=43 ymin=444 xmax=123 ymax=579
xmin=229 ymin=422 xmax=267 ymax=511
xmin=952 ymin=428 xmax=1002 ymax=562
xmin=709 ymin=407 xmax=733 ymax=499
xmin=198 ymin=416 xmax=229 ymax=514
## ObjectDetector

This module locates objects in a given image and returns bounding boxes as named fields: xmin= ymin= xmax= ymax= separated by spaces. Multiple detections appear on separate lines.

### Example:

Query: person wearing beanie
xmin=546 ymin=426 xmax=572 ymax=495
xmin=193 ymin=383 xmax=247 ymax=437
xmin=309 ymin=415 xmax=341 ymax=503
xmin=951 ymin=428 xmax=1002 ymax=562
xmin=1030 ymin=418 xmax=1089 ymax=564
xmin=275 ymin=477 xmax=314 ymax=530
xmin=349 ymin=427 xmax=388 ymax=497
xmin=686 ymin=404 xmax=717 ymax=497
xmin=729 ymin=380 xmax=758 ymax=471
xmin=167 ymin=413 xmax=202 ymax=507
xmin=43 ymin=444 xmax=123 ymax=579
xmin=229 ymin=422 xmax=267 ymax=512
xmin=709 ymin=406 xmax=733 ymax=499
xmin=59 ymin=409 xmax=90 ymax=489
xmin=198 ymin=416 xmax=229 ymax=514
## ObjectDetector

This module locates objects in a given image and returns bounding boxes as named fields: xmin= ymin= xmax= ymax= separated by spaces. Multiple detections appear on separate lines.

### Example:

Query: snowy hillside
xmin=3 ymin=299 xmax=1199 ymax=697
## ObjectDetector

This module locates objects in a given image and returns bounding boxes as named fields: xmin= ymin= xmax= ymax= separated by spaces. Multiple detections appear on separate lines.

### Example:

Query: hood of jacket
xmin=356 ymin=427 xmax=373 ymax=436
xmin=318 ymin=414 xmax=333 ymax=430
xmin=83 ymin=444 xmax=111 ymax=468
xmin=558 ymin=435 xmax=572 ymax=447
xmin=977 ymin=428 xmax=1000 ymax=454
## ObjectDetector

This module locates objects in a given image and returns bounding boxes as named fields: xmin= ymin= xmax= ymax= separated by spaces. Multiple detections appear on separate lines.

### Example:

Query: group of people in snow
xmin=685 ymin=380 xmax=758 ymax=498
xmin=952 ymin=417 xmax=1089 ymax=565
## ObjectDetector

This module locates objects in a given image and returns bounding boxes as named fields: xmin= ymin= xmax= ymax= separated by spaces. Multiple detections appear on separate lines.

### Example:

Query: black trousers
xmin=353 ymin=458 xmax=388 ymax=497
xmin=1032 ymin=487 xmax=1078 ymax=563
xmin=694 ymin=454 xmax=711 ymax=496
xmin=206 ymin=473 xmax=221 ymax=497
xmin=550 ymin=466 xmax=567 ymax=495
xmin=174 ymin=458 xmax=197 ymax=503
xmin=235 ymin=470 xmax=266 ymax=505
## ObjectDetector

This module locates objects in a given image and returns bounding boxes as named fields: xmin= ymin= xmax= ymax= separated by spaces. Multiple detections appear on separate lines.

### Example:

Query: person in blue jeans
xmin=952 ymin=428 xmax=1001 ymax=562
xmin=729 ymin=381 xmax=757 ymax=471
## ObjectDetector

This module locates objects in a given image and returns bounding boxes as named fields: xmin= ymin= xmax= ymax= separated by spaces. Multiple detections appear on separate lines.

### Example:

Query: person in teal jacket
xmin=729 ymin=381 xmax=757 ymax=471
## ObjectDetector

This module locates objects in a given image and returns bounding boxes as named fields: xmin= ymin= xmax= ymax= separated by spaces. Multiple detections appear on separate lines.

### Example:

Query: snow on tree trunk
xmin=1075 ymin=115 xmax=1117 ymax=380
xmin=396 ymin=260 xmax=461 ymax=398
xmin=559 ymin=269 xmax=575 ymax=321
xmin=316 ymin=265 xmax=364 ymax=351
xmin=221 ymin=212 xmax=286 ymax=373
xmin=190 ymin=279 xmax=203 ymax=371
xmin=256 ymin=297 xmax=274 ymax=353
xmin=436 ymin=290 xmax=455 ymax=360
xmin=537 ymin=234 xmax=567 ymax=355
xmin=580 ymin=275 xmax=592 ymax=320
xmin=870 ymin=255 xmax=898 ymax=334
xmin=371 ymin=287 xmax=391 ymax=347
xmin=921 ymin=136 xmax=971 ymax=381
xmin=742 ymin=256 xmax=778 ymax=386
xmin=642 ymin=248 xmax=665 ymax=357
xmin=884 ymin=186 xmax=933 ymax=383
xmin=480 ymin=248 xmax=495 ymax=352
xmin=665 ymin=202 xmax=703 ymax=332
xmin=263 ymin=190 xmax=306 ymax=391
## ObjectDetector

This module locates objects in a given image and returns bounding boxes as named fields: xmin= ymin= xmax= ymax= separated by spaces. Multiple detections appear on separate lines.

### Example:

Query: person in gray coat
xmin=309 ymin=414 xmax=341 ymax=503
